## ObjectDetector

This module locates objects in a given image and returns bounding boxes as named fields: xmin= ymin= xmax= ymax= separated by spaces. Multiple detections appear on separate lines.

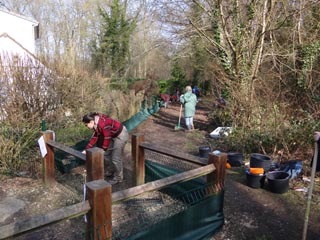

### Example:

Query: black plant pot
xmin=250 ymin=153 xmax=272 ymax=172
xmin=246 ymin=170 xmax=265 ymax=189
xmin=227 ymin=152 xmax=243 ymax=167
xmin=267 ymin=171 xmax=290 ymax=194
xmin=199 ymin=146 xmax=211 ymax=158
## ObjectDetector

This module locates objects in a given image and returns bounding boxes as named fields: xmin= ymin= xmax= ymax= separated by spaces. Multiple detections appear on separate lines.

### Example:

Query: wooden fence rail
xmin=112 ymin=164 xmax=216 ymax=203
xmin=0 ymin=201 xmax=91 ymax=239
xmin=139 ymin=142 xmax=206 ymax=165
xmin=131 ymin=134 xmax=226 ymax=190
xmin=0 ymin=132 xmax=226 ymax=240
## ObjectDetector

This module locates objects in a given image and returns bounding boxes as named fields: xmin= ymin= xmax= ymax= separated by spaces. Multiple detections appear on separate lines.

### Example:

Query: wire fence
xmin=145 ymin=148 xmax=202 ymax=171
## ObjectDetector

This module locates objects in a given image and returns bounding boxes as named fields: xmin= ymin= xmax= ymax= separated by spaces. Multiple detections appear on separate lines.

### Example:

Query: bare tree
xmin=128 ymin=1 xmax=172 ymax=79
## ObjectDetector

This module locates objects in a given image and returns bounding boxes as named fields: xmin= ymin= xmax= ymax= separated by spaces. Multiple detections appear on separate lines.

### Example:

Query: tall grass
xmin=0 ymin=124 xmax=41 ymax=176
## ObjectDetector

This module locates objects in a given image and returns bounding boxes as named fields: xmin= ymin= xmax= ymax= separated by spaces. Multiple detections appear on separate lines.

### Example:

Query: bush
xmin=0 ymin=125 xmax=41 ymax=176
xmin=207 ymin=107 xmax=233 ymax=128
xmin=210 ymin=115 xmax=319 ymax=159
xmin=54 ymin=122 xmax=92 ymax=146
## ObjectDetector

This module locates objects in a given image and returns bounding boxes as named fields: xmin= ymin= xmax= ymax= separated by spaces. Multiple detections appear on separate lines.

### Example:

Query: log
xmin=0 ymin=201 xmax=91 ymax=239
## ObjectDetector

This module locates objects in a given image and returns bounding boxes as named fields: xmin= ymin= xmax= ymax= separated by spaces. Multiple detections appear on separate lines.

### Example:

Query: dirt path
xmin=131 ymin=102 xmax=210 ymax=149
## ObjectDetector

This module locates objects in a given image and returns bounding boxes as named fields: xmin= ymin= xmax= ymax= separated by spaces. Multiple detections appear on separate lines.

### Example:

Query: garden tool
xmin=174 ymin=104 xmax=183 ymax=131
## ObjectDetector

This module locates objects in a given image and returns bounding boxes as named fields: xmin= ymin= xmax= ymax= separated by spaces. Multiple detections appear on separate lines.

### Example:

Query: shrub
xmin=0 ymin=125 xmax=41 ymax=176
xmin=210 ymin=115 xmax=319 ymax=159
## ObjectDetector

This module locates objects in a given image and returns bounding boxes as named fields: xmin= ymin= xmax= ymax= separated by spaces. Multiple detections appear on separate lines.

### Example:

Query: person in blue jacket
xmin=179 ymin=86 xmax=198 ymax=130
xmin=192 ymin=86 xmax=200 ymax=99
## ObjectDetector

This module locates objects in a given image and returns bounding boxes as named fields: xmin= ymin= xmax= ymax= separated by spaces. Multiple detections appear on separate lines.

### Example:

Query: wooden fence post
xmin=131 ymin=133 xmax=145 ymax=186
xmin=42 ymin=130 xmax=55 ymax=185
xmin=86 ymin=180 xmax=112 ymax=240
xmin=86 ymin=148 xmax=104 ymax=182
xmin=207 ymin=152 xmax=227 ymax=192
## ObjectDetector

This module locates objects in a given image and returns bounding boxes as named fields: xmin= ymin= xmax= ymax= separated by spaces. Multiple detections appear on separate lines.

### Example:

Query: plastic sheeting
xmin=122 ymin=98 xmax=160 ymax=133
xmin=279 ymin=160 xmax=303 ymax=179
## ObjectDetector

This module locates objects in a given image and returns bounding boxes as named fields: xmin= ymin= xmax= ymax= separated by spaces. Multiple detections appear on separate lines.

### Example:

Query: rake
xmin=174 ymin=104 xmax=183 ymax=131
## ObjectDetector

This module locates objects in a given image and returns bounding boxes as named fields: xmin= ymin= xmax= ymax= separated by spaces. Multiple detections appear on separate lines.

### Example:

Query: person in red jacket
xmin=82 ymin=112 xmax=128 ymax=184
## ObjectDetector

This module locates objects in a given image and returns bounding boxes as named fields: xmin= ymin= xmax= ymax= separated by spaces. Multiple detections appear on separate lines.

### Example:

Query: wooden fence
xmin=0 ymin=131 xmax=227 ymax=240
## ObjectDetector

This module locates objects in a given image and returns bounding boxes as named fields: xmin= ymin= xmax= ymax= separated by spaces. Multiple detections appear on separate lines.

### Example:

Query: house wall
xmin=0 ymin=9 xmax=38 ymax=55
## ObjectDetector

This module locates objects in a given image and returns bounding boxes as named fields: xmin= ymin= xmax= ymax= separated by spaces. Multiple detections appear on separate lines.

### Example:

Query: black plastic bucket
xmin=227 ymin=152 xmax=243 ymax=167
xmin=199 ymin=146 xmax=211 ymax=158
xmin=250 ymin=153 xmax=271 ymax=172
xmin=246 ymin=169 xmax=266 ymax=189
xmin=266 ymin=171 xmax=289 ymax=194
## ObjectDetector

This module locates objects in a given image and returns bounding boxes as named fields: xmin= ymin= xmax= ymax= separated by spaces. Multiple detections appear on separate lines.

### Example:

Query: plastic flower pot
xmin=266 ymin=171 xmax=290 ymax=194
xmin=250 ymin=153 xmax=272 ymax=172
xmin=227 ymin=152 xmax=243 ymax=167
xmin=199 ymin=146 xmax=211 ymax=158
xmin=246 ymin=169 xmax=266 ymax=189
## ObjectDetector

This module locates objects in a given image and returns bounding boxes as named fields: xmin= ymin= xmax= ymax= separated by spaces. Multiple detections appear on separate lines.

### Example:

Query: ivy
xmin=247 ymin=1 xmax=255 ymax=21
xmin=297 ymin=41 xmax=320 ymax=88
xmin=209 ymin=6 xmax=232 ymax=75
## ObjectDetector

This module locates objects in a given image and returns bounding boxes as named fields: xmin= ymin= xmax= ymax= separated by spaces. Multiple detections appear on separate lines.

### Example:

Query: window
xmin=34 ymin=24 xmax=39 ymax=40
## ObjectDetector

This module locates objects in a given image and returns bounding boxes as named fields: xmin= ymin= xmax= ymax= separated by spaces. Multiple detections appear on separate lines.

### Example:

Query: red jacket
xmin=160 ymin=93 xmax=171 ymax=102
xmin=85 ymin=114 xmax=123 ymax=150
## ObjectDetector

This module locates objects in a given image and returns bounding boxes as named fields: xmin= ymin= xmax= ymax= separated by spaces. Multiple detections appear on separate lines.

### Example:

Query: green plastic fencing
xmin=55 ymin=140 xmax=87 ymax=173
xmin=123 ymin=160 xmax=224 ymax=240
xmin=122 ymin=97 xmax=160 ymax=133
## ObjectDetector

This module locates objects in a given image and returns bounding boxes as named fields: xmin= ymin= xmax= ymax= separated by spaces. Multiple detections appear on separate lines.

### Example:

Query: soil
xmin=1 ymin=99 xmax=320 ymax=240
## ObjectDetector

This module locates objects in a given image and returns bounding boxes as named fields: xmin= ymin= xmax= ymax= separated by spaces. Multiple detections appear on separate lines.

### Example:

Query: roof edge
xmin=0 ymin=32 xmax=39 ymax=60
xmin=0 ymin=7 xmax=39 ymax=25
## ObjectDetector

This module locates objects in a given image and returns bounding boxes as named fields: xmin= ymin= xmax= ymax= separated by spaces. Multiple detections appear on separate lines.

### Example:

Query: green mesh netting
xmin=122 ymin=97 xmax=160 ymax=133
xmin=55 ymin=140 xmax=87 ymax=173
xmin=126 ymin=160 xmax=225 ymax=240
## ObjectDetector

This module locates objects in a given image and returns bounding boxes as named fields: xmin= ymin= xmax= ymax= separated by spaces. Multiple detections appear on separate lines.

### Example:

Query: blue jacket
xmin=180 ymin=91 xmax=197 ymax=117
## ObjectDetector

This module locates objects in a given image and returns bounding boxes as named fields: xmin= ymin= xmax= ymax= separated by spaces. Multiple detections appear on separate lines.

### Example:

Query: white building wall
xmin=0 ymin=36 xmax=38 ymax=65
xmin=0 ymin=9 xmax=38 ymax=55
